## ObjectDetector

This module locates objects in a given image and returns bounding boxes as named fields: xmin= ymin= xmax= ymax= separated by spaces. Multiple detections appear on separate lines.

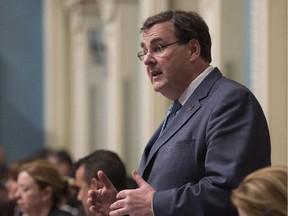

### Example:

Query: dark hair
xmin=34 ymin=148 xmax=73 ymax=168
xmin=74 ymin=150 xmax=127 ymax=191
xmin=53 ymin=150 xmax=74 ymax=169
xmin=141 ymin=10 xmax=212 ymax=63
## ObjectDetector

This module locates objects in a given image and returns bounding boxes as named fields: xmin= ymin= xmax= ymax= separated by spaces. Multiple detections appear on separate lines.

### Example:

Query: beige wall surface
xmin=268 ymin=0 xmax=287 ymax=165
xmin=44 ymin=0 xmax=287 ymax=169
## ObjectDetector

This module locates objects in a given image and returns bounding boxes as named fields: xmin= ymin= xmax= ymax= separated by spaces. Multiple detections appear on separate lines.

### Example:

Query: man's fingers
xmin=88 ymin=189 xmax=98 ymax=199
xmin=115 ymin=190 xmax=127 ymax=200
xmin=87 ymin=190 xmax=101 ymax=206
xmin=89 ymin=205 xmax=97 ymax=213
xmin=87 ymin=197 xmax=93 ymax=205
xmin=88 ymin=189 xmax=96 ymax=196
xmin=89 ymin=206 xmax=104 ymax=215
xmin=98 ymin=170 xmax=114 ymax=189
xmin=131 ymin=170 xmax=147 ymax=187
xmin=110 ymin=199 xmax=126 ymax=211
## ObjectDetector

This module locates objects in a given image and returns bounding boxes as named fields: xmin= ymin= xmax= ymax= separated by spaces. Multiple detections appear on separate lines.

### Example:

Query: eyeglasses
xmin=137 ymin=40 xmax=184 ymax=61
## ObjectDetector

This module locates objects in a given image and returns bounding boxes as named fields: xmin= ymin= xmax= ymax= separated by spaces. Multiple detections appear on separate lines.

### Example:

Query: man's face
xmin=140 ymin=22 xmax=192 ymax=100
xmin=75 ymin=165 xmax=91 ymax=215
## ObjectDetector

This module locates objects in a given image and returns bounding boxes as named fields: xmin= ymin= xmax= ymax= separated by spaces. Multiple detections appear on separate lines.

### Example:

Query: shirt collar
xmin=179 ymin=65 xmax=214 ymax=105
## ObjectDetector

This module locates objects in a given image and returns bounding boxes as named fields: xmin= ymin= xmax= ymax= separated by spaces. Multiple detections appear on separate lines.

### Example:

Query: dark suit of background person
xmin=88 ymin=10 xmax=271 ymax=216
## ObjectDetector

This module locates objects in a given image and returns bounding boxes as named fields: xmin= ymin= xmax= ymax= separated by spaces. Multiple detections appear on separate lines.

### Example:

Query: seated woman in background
xmin=231 ymin=165 xmax=287 ymax=216
xmin=15 ymin=159 xmax=72 ymax=216
xmin=2 ymin=159 xmax=25 ymax=216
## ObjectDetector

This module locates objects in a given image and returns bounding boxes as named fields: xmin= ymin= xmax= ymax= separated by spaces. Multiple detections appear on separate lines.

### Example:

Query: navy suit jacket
xmin=139 ymin=68 xmax=271 ymax=216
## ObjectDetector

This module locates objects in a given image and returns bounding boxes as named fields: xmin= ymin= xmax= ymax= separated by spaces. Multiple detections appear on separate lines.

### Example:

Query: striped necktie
xmin=160 ymin=100 xmax=182 ymax=135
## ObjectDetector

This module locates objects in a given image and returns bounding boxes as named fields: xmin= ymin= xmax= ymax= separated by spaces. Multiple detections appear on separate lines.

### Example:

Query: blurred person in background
xmin=34 ymin=148 xmax=80 ymax=214
xmin=46 ymin=149 xmax=74 ymax=178
xmin=33 ymin=148 xmax=74 ymax=178
xmin=231 ymin=165 xmax=287 ymax=216
xmin=15 ymin=159 xmax=73 ymax=216
xmin=0 ymin=183 xmax=8 ymax=214
xmin=74 ymin=149 xmax=127 ymax=216
xmin=0 ymin=146 xmax=8 ymax=182
xmin=1 ymin=158 xmax=33 ymax=216
xmin=0 ymin=146 xmax=9 ymax=215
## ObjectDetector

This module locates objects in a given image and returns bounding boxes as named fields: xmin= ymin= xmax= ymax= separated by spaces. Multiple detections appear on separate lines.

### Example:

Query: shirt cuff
xmin=151 ymin=192 xmax=155 ymax=216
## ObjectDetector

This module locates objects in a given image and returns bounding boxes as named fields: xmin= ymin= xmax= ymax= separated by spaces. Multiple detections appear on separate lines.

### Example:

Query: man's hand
xmin=109 ymin=170 xmax=156 ymax=216
xmin=87 ymin=170 xmax=118 ymax=216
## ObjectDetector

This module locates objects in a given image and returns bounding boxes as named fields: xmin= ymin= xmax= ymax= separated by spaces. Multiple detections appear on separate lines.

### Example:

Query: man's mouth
xmin=151 ymin=70 xmax=162 ymax=77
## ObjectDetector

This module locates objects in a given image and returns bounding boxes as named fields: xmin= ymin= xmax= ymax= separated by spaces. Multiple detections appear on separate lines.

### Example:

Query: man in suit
xmin=87 ymin=10 xmax=271 ymax=216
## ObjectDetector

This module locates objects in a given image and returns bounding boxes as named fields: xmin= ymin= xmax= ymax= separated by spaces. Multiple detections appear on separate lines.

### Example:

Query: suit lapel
xmin=139 ymin=68 xmax=223 ymax=177
xmin=138 ymin=127 xmax=161 ymax=175
xmin=144 ymin=96 xmax=201 ymax=166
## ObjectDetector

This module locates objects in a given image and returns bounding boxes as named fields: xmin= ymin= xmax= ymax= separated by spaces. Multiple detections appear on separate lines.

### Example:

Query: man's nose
xmin=14 ymin=189 xmax=20 ymax=198
xmin=144 ymin=52 xmax=156 ymax=65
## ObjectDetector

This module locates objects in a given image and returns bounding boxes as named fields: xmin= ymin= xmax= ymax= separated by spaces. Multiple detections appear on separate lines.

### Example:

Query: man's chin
xmin=152 ymin=83 xmax=164 ymax=93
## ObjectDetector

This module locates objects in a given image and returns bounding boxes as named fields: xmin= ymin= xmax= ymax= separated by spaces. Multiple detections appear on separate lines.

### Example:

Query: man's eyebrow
xmin=140 ymin=38 xmax=165 ymax=48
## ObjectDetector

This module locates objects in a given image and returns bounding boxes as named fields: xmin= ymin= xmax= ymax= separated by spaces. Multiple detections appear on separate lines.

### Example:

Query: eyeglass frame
xmin=137 ymin=40 xmax=186 ymax=61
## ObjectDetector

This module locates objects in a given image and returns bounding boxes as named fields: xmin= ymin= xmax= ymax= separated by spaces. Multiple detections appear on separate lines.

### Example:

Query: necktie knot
xmin=168 ymin=100 xmax=182 ymax=115
xmin=160 ymin=100 xmax=182 ymax=135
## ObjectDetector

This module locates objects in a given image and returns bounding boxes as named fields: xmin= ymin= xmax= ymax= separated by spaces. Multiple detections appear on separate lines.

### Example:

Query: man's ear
xmin=188 ymin=39 xmax=201 ymax=60
xmin=42 ymin=186 xmax=53 ymax=202
xmin=90 ymin=177 xmax=104 ymax=189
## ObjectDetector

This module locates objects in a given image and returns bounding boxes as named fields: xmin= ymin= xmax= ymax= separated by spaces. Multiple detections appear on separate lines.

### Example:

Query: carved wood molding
xmin=61 ymin=0 xmax=117 ymax=33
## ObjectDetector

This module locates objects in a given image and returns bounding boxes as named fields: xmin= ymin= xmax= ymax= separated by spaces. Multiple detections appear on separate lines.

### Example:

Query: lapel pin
xmin=187 ymin=105 xmax=194 ymax=111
